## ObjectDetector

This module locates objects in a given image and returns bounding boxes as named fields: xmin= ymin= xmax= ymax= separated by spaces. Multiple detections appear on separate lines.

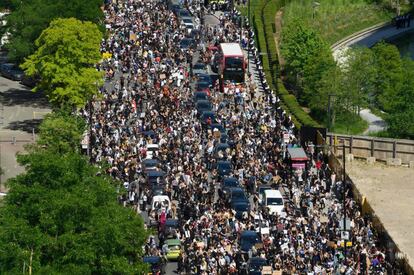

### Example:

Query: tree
xmin=0 ymin=149 xmax=148 ymax=274
xmin=385 ymin=58 xmax=414 ymax=139
xmin=3 ymin=0 xmax=103 ymax=63
xmin=371 ymin=41 xmax=403 ymax=112
xmin=341 ymin=47 xmax=377 ymax=113
xmin=21 ymin=18 xmax=103 ymax=108
xmin=281 ymin=20 xmax=332 ymax=89
xmin=36 ymin=109 xmax=85 ymax=154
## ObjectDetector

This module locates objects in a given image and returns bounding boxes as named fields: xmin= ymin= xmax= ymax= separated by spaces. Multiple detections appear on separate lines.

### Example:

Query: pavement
xmin=0 ymin=75 xmax=51 ymax=192
xmin=347 ymin=160 xmax=414 ymax=270
xmin=360 ymin=108 xmax=387 ymax=134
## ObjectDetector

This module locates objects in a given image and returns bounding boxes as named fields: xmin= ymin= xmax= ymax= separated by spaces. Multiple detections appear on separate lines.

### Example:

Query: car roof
xmin=223 ymin=177 xmax=238 ymax=183
xmin=143 ymin=256 xmax=161 ymax=263
xmin=147 ymin=170 xmax=166 ymax=177
xmin=215 ymin=143 xmax=229 ymax=149
xmin=241 ymin=230 xmax=258 ymax=236
xmin=217 ymin=160 xmax=231 ymax=165
xmin=230 ymin=187 xmax=244 ymax=193
xmin=165 ymin=219 xmax=179 ymax=226
xmin=166 ymin=239 xmax=181 ymax=245
xmin=249 ymin=257 xmax=267 ymax=263
xmin=201 ymin=111 xmax=215 ymax=116
xmin=143 ymin=159 xmax=159 ymax=165
xmin=264 ymin=189 xmax=283 ymax=197
xmin=232 ymin=200 xmax=249 ymax=206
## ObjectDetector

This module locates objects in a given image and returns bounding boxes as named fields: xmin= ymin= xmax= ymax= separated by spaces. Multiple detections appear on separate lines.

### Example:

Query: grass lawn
xmin=282 ymin=0 xmax=394 ymax=44
xmin=330 ymin=111 xmax=369 ymax=135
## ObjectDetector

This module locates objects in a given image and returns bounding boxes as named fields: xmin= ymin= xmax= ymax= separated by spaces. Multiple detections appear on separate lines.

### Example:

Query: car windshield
xmin=241 ymin=234 xmax=258 ymax=246
xmin=197 ymin=82 xmax=210 ymax=89
xmin=225 ymin=56 xmax=243 ymax=70
xmin=267 ymin=197 xmax=283 ymax=206
xmin=232 ymin=190 xmax=246 ymax=199
xmin=197 ymin=101 xmax=211 ymax=109
xmin=168 ymin=245 xmax=181 ymax=250
xmin=234 ymin=203 xmax=249 ymax=211
xmin=194 ymin=63 xmax=205 ymax=70
xmin=183 ymin=18 xmax=192 ymax=23
xmin=218 ymin=162 xmax=231 ymax=169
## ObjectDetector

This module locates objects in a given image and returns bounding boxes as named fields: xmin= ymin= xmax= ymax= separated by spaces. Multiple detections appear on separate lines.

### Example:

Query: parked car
xmin=143 ymin=256 xmax=166 ymax=275
xmin=216 ymin=160 xmax=232 ymax=177
xmin=193 ymin=91 xmax=208 ymax=102
xmin=222 ymin=177 xmax=240 ymax=195
xmin=179 ymin=38 xmax=195 ymax=50
xmin=248 ymin=257 xmax=268 ymax=275
xmin=231 ymin=200 xmax=250 ymax=220
xmin=0 ymin=63 xmax=24 ymax=81
xmin=196 ymin=99 xmax=212 ymax=114
xmin=193 ymin=62 xmax=207 ymax=76
xmin=240 ymin=230 xmax=262 ymax=253
xmin=166 ymin=238 xmax=181 ymax=261
xmin=263 ymin=189 xmax=284 ymax=216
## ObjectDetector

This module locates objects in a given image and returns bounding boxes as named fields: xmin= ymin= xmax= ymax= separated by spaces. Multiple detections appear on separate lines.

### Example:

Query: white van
xmin=263 ymin=189 xmax=284 ymax=216
xmin=151 ymin=195 xmax=171 ymax=213
xmin=146 ymin=144 xmax=159 ymax=159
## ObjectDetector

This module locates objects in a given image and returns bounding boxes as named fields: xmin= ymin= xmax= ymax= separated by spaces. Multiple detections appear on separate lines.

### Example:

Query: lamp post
xmin=342 ymin=141 xmax=347 ymax=266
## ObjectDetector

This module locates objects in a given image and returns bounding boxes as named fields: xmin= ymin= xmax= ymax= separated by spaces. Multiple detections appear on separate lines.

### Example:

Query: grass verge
xmin=282 ymin=0 xmax=393 ymax=44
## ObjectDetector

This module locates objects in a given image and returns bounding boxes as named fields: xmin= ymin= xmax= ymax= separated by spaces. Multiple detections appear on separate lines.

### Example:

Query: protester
xmin=87 ymin=0 xmax=398 ymax=274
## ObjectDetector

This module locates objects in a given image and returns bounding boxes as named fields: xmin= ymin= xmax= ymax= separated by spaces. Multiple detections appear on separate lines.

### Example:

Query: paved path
xmin=360 ymin=108 xmax=387 ymax=134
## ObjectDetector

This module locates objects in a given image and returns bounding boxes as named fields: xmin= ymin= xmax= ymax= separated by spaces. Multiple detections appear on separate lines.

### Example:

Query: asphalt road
xmin=0 ymin=73 xmax=51 ymax=191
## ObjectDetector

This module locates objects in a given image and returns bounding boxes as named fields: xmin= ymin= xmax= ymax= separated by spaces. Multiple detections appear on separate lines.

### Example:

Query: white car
xmin=263 ymin=189 xmax=284 ymax=216
xmin=146 ymin=143 xmax=159 ymax=159
xmin=181 ymin=18 xmax=194 ymax=32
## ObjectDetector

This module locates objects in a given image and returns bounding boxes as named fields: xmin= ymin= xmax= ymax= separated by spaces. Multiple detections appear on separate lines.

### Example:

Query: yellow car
xmin=166 ymin=239 xmax=181 ymax=261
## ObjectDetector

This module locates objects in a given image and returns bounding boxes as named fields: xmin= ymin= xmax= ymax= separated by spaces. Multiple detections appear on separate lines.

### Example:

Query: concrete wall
xmin=327 ymin=133 xmax=414 ymax=164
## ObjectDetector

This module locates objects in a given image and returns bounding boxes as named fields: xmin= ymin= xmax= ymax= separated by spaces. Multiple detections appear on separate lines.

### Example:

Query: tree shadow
xmin=5 ymin=119 xmax=43 ymax=133
xmin=0 ymin=88 xmax=49 ymax=108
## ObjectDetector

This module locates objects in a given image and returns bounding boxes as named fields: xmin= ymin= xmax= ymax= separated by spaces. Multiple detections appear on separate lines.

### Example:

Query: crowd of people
xmin=87 ymin=0 xmax=402 ymax=274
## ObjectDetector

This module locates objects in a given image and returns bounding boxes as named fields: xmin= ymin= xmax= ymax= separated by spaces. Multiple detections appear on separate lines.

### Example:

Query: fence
xmin=326 ymin=133 xmax=414 ymax=164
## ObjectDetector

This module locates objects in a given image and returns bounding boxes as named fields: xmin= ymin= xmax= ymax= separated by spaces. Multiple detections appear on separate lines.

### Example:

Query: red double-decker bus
xmin=217 ymin=43 xmax=246 ymax=91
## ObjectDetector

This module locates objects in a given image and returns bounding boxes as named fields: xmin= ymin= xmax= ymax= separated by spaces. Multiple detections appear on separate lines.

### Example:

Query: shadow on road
xmin=5 ymin=119 xmax=43 ymax=133
xmin=0 ymin=88 xmax=49 ymax=108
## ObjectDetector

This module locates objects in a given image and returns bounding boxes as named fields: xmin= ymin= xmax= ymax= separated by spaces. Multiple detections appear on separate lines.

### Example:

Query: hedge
xmin=243 ymin=0 xmax=320 ymax=129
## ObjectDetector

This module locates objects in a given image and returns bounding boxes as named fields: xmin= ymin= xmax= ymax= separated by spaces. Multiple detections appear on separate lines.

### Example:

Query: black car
xmin=143 ymin=256 xmax=166 ymax=275
xmin=222 ymin=177 xmax=240 ymax=194
xmin=196 ymin=99 xmax=213 ymax=114
xmin=227 ymin=187 xmax=248 ymax=204
xmin=193 ymin=91 xmax=208 ymax=102
xmin=240 ymin=230 xmax=261 ymax=253
xmin=231 ymin=200 xmax=250 ymax=220
xmin=0 ymin=63 xmax=24 ymax=81
xmin=193 ymin=62 xmax=207 ymax=76
xmin=197 ymin=73 xmax=213 ymax=86
xmin=248 ymin=257 xmax=267 ymax=275
xmin=217 ymin=160 xmax=232 ymax=177
xmin=177 ymin=8 xmax=192 ymax=19
xmin=200 ymin=111 xmax=216 ymax=125
xmin=179 ymin=38 xmax=195 ymax=50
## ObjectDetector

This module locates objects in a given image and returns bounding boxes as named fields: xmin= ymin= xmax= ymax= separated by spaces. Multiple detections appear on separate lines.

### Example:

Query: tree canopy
xmin=21 ymin=18 xmax=103 ymax=108
xmin=0 ymin=111 xmax=149 ymax=274
xmin=3 ymin=0 xmax=103 ymax=63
